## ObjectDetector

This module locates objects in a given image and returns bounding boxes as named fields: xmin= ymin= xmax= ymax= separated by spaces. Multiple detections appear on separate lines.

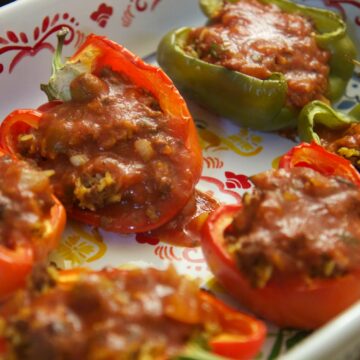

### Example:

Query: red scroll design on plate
xmin=0 ymin=13 xmax=82 ymax=75
xmin=154 ymin=245 xmax=206 ymax=272
xmin=200 ymin=176 xmax=243 ymax=203
xmin=323 ymin=0 xmax=360 ymax=25
xmin=121 ymin=0 xmax=162 ymax=27
xmin=204 ymin=156 xmax=224 ymax=169
xmin=137 ymin=234 xmax=207 ymax=272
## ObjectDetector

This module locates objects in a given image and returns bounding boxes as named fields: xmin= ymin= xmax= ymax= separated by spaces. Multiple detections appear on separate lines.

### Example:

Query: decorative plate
xmin=0 ymin=0 xmax=359 ymax=358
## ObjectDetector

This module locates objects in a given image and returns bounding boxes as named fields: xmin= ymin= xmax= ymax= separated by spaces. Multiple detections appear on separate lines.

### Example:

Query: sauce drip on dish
xmin=139 ymin=190 xmax=219 ymax=247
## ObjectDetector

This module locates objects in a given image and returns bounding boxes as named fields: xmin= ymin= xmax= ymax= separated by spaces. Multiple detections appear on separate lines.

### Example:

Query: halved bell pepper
xmin=157 ymin=0 xmax=356 ymax=131
xmin=0 ymin=150 xmax=66 ymax=300
xmin=0 ymin=31 xmax=203 ymax=233
xmin=0 ymin=267 xmax=266 ymax=360
xmin=298 ymin=100 xmax=360 ymax=167
xmin=201 ymin=142 xmax=360 ymax=329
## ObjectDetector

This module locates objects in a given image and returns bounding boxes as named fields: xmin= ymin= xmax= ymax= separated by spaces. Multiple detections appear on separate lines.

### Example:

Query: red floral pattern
xmin=90 ymin=3 xmax=113 ymax=28
xmin=224 ymin=171 xmax=252 ymax=190
xmin=323 ymin=0 xmax=360 ymax=25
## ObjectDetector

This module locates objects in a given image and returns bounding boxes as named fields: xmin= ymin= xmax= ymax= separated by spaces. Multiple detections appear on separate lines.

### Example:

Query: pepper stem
xmin=40 ymin=27 xmax=69 ymax=101
xmin=51 ymin=27 xmax=69 ymax=76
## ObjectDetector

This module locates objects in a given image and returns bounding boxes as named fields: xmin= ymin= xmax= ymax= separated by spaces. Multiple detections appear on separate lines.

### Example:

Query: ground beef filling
xmin=18 ymin=69 xmax=195 ymax=225
xmin=187 ymin=0 xmax=330 ymax=108
xmin=0 ymin=155 xmax=54 ymax=250
xmin=316 ymin=123 xmax=360 ymax=169
xmin=3 ymin=267 xmax=221 ymax=360
xmin=224 ymin=167 xmax=360 ymax=288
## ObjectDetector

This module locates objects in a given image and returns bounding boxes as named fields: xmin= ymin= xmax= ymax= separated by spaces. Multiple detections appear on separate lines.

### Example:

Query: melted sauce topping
xmin=0 ymin=156 xmax=54 ymax=251
xmin=316 ymin=123 xmax=360 ymax=169
xmin=225 ymin=167 xmax=360 ymax=287
xmin=19 ymin=70 xmax=196 ymax=231
xmin=187 ymin=0 xmax=330 ymax=107
xmin=3 ymin=267 xmax=225 ymax=359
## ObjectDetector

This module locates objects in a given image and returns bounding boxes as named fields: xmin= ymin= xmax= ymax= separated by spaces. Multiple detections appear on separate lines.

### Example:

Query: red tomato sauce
xmin=18 ymin=69 xmax=197 ymax=230
xmin=0 ymin=155 xmax=54 ymax=252
xmin=2 ymin=267 xmax=227 ymax=359
xmin=224 ymin=167 xmax=360 ymax=288
xmin=187 ymin=0 xmax=330 ymax=108
xmin=140 ymin=190 xmax=219 ymax=247
xmin=316 ymin=123 xmax=360 ymax=169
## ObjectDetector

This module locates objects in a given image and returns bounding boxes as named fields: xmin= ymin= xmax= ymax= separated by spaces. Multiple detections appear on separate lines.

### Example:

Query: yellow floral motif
xmin=198 ymin=127 xmax=263 ymax=157
xmin=50 ymin=222 xmax=107 ymax=268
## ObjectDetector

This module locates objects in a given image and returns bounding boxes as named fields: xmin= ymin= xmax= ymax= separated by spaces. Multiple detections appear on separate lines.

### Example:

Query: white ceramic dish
xmin=0 ymin=0 xmax=359 ymax=358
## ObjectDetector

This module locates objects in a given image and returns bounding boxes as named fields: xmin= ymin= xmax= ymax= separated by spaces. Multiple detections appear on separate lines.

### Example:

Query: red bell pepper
xmin=201 ymin=142 xmax=360 ymax=329
xmin=0 ymin=267 xmax=266 ymax=359
xmin=57 ymin=269 xmax=266 ymax=360
xmin=0 ymin=33 xmax=202 ymax=233
xmin=279 ymin=141 xmax=360 ymax=186
xmin=199 ymin=291 xmax=266 ymax=359
xmin=0 ymin=150 xmax=66 ymax=300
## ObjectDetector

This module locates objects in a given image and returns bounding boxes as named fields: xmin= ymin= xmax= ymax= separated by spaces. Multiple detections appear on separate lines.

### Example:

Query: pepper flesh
xmin=157 ymin=0 xmax=356 ymax=131
xmin=279 ymin=141 xmax=360 ymax=186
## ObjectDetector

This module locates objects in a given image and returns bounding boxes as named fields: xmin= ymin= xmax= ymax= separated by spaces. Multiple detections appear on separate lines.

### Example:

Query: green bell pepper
xmin=157 ymin=0 xmax=356 ymax=131
xmin=298 ymin=100 xmax=360 ymax=167
xmin=298 ymin=100 xmax=360 ymax=143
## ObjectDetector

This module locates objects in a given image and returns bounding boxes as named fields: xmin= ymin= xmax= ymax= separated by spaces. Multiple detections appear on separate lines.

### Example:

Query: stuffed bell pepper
xmin=201 ymin=142 xmax=360 ymax=329
xmin=0 ymin=30 xmax=203 ymax=234
xmin=0 ymin=266 xmax=266 ymax=360
xmin=298 ymin=100 xmax=360 ymax=169
xmin=157 ymin=0 xmax=356 ymax=131
xmin=0 ymin=150 xmax=65 ymax=300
